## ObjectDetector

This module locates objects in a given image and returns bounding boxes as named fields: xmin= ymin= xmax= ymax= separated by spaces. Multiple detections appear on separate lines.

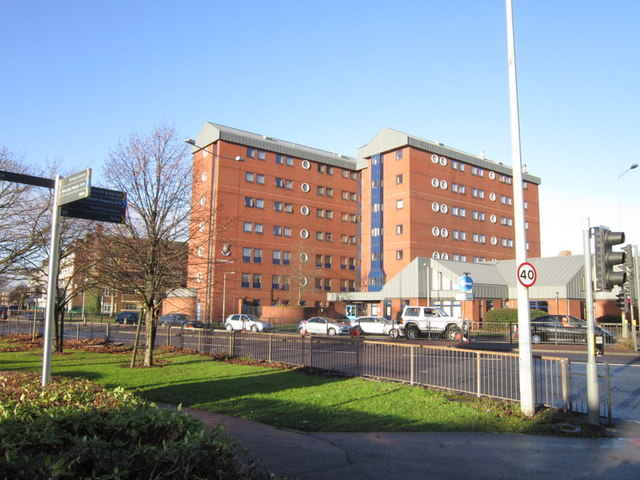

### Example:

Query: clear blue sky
xmin=1 ymin=0 xmax=638 ymax=257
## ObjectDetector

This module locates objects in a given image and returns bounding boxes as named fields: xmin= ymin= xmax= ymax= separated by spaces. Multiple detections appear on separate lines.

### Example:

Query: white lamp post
xmin=222 ymin=271 xmax=236 ymax=322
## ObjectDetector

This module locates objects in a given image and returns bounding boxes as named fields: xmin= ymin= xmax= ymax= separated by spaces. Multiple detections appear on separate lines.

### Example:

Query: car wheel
xmin=225 ymin=324 xmax=233 ymax=331
xmin=298 ymin=327 xmax=307 ymax=335
xmin=250 ymin=325 xmax=258 ymax=332
xmin=405 ymin=325 xmax=419 ymax=340
xmin=389 ymin=328 xmax=399 ymax=339
xmin=531 ymin=333 xmax=542 ymax=344
xmin=328 ymin=328 xmax=336 ymax=336
xmin=446 ymin=324 xmax=460 ymax=341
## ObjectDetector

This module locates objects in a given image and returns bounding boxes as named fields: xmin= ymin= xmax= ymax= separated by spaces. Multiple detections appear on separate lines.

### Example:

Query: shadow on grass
xmin=137 ymin=368 xmax=345 ymax=406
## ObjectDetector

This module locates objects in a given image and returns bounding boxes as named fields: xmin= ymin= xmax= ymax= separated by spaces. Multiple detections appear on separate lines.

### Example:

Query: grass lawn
xmin=0 ymin=337 xmax=589 ymax=436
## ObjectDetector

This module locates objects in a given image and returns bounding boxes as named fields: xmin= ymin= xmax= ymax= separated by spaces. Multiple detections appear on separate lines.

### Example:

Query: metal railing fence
xmin=0 ymin=319 xmax=611 ymax=417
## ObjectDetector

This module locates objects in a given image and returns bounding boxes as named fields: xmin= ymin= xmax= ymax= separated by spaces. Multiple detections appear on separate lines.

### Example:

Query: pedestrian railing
xmin=0 ymin=319 xmax=612 ymax=418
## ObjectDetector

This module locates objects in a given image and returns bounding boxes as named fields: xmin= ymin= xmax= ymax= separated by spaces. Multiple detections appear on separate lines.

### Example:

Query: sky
xmin=1 ymin=0 xmax=638 ymax=257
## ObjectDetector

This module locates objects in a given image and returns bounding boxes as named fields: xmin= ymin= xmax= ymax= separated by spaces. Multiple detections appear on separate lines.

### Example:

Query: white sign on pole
xmin=517 ymin=262 xmax=537 ymax=288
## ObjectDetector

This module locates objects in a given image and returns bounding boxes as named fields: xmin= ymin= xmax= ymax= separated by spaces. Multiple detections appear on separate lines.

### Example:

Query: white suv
xmin=400 ymin=306 xmax=470 ymax=341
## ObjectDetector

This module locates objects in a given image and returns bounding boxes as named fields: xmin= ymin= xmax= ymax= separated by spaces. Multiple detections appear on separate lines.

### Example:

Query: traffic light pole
xmin=583 ymin=222 xmax=600 ymax=425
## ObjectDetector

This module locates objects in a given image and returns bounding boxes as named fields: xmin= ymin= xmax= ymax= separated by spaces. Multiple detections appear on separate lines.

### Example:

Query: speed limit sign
xmin=517 ymin=262 xmax=537 ymax=288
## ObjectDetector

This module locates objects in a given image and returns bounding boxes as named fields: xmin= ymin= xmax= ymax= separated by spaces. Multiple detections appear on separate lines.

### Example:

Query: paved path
xmin=167 ymin=405 xmax=640 ymax=480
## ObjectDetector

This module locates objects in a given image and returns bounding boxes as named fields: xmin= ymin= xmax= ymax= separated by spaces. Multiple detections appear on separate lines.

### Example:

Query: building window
xmin=243 ymin=222 xmax=252 ymax=232
xmin=273 ymin=250 xmax=281 ymax=264
xmin=257 ymin=150 xmax=266 ymax=160
xmin=283 ymin=251 xmax=291 ymax=265
xmin=396 ymin=149 xmax=403 ymax=160
xmin=241 ymin=273 xmax=250 ymax=288
xmin=396 ymin=174 xmax=403 ymax=184
xmin=396 ymin=250 xmax=403 ymax=260
xmin=245 ymin=172 xmax=254 ymax=183
xmin=247 ymin=148 xmax=255 ymax=158
xmin=253 ymin=248 xmax=262 ymax=263
xmin=255 ymin=223 xmax=263 ymax=234
xmin=396 ymin=224 xmax=403 ymax=234
xmin=253 ymin=274 xmax=261 ymax=289
xmin=243 ymin=247 xmax=251 ymax=262
xmin=396 ymin=199 xmax=404 ymax=209
xmin=256 ymin=174 xmax=265 ymax=184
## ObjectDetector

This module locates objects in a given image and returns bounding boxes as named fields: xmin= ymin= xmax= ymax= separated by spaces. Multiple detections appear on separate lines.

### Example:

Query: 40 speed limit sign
xmin=517 ymin=262 xmax=537 ymax=288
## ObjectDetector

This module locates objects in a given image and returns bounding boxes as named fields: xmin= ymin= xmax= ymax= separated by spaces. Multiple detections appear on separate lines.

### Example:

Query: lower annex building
xmin=183 ymin=122 xmax=541 ymax=322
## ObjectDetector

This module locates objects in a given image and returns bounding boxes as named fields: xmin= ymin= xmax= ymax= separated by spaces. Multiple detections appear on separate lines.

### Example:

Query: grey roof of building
xmin=329 ymin=255 xmax=587 ymax=303
xmin=193 ymin=122 xmax=358 ymax=170
xmin=357 ymin=127 xmax=541 ymax=185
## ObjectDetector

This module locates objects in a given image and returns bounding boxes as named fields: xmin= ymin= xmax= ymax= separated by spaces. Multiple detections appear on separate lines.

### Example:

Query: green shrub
xmin=0 ymin=372 xmax=267 ymax=480
xmin=485 ymin=308 xmax=548 ymax=323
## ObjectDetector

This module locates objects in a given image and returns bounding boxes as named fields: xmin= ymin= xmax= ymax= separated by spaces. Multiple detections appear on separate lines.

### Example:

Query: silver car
xmin=298 ymin=316 xmax=351 ymax=335
xmin=350 ymin=316 xmax=401 ymax=338
xmin=224 ymin=314 xmax=273 ymax=332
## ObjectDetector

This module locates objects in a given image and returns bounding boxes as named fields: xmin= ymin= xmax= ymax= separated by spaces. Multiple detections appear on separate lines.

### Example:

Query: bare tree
xmin=0 ymin=148 xmax=50 ymax=280
xmin=97 ymin=125 xmax=192 ymax=367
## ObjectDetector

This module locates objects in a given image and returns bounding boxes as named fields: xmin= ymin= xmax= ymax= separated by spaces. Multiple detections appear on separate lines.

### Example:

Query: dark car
xmin=530 ymin=315 xmax=613 ymax=344
xmin=158 ymin=313 xmax=190 ymax=327
xmin=115 ymin=311 xmax=140 ymax=325
xmin=184 ymin=320 xmax=204 ymax=329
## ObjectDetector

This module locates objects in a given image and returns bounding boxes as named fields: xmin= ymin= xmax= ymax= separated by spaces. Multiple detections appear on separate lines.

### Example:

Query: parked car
xmin=298 ymin=316 xmax=351 ymax=335
xmin=528 ymin=315 xmax=613 ymax=344
xmin=115 ymin=311 xmax=140 ymax=325
xmin=400 ymin=306 xmax=470 ymax=340
xmin=184 ymin=320 xmax=205 ymax=329
xmin=159 ymin=313 xmax=190 ymax=327
xmin=350 ymin=316 xmax=401 ymax=338
xmin=224 ymin=314 xmax=273 ymax=332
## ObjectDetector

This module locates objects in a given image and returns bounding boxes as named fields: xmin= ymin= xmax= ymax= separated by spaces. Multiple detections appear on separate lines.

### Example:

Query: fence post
xmin=476 ymin=352 xmax=482 ymax=397
xmin=308 ymin=336 xmax=313 ymax=367
xmin=605 ymin=362 xmax=612 ymax=423
xmin=410 ymin=346 xmax=415 ymax=385
xmin=76 ymin=323 xmax=80 ymax=341
xmin=167 ymin=326 xmax=171 ymax=347
xmin=561 ymin=360 xmax=568 ymax=413
xmin=105 ymin=323 xmax=109 ymax=341
xmin=354 ymin=338 xmax=361 ymax=377
xmin=268 ymin=334 xmax=273 ymax=362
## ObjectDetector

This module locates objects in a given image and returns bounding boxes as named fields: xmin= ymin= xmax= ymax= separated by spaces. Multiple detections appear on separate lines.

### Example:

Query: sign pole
xmin=505 ymin=0 xmax=534 ymax=416
xmin=42 ymin=176 xmax=62 ymax=386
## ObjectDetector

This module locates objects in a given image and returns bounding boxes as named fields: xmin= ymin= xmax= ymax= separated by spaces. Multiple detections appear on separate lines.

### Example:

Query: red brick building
xmin=358 ymin=127 xmax=541 ymax=290
xmin=187 ymin=123 xmax=359 ymax=322
xmin=185 ymin=123 xmax=547 ymax=323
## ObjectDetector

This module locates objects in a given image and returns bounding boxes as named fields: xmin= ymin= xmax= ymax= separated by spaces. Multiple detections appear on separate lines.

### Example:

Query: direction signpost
xmin=61 ymin=187 xmax=127 ymax=224
xmin=57 ymin=169 xmax=91 ymax=206
xmin=0 ymin=168 xmax=127 ymax=385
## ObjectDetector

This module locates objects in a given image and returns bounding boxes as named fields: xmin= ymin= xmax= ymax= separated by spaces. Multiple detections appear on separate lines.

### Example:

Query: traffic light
xmin=593 ymin=226 xmax=626 ymax=291
xmin=616 ymin=291 xmax=625 ymax=309
xmin=623 ymin=245 xmax=635 ymax=302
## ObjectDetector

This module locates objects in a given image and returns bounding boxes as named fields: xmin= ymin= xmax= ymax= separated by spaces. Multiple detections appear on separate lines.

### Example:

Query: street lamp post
xmin=222 ymin=271 xmax=236 ymax=322
xmin=618 ymin=163 xmax=638 ymax=229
